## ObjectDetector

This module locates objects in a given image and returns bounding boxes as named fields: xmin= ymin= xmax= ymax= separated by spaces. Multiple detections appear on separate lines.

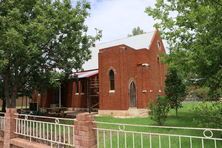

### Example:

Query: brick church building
xmin=36 ymin=30 xmax=166 ymax=116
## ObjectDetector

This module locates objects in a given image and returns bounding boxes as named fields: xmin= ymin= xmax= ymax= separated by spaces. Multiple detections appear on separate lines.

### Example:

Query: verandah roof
xmin=71 ymin=69 xmax=98 ymax=79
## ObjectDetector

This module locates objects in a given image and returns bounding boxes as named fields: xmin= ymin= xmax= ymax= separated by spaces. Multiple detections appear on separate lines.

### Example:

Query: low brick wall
xmin=0 ymin=136 xmax=3 ymax=147
xmin=10 ymin=138 xmax=50 ymax=148
xmin=1 ymin=109 xmax=97 ymax=148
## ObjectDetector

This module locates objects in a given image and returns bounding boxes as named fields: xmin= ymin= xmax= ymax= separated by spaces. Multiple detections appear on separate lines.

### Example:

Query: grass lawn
xmin=96 ymin=102 xmax=203 ymax=127
xmin=95 ymin=102 xmax=222 ymax=148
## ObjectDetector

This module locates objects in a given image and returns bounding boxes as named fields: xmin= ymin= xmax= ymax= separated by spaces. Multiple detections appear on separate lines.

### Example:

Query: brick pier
xmin=4 ymin=108 xmax=17 ymax=148
xmin=74 ymin=113 xmax=97 ymax=148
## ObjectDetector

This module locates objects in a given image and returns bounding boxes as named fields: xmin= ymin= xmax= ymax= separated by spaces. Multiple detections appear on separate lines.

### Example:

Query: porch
xmin=32 ymin=69 xmax=99 ymax=117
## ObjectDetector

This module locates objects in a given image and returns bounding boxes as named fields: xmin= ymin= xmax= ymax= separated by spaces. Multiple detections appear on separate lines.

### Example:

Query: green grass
xmin=95 ymin=102 xmax=204 ymax=127
xmin=95 ymin=102 xmax=222 ymax=148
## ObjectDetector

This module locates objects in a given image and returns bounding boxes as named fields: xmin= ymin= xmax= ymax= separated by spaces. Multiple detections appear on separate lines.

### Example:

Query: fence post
xmin=74 ymin=113 xmax=97 ymax=148
xmin=4 ymin=108 xmax=17 ymax=148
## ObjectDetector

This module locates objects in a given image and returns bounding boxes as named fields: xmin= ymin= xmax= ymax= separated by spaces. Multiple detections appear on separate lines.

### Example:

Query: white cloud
xmin=85 ymin=0 xmax=156 ymax=42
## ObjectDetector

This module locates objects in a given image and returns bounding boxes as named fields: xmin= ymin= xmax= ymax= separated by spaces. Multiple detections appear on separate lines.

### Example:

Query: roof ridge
xmin=95 ymin=31 xmax=155 ymax=47
xmin=76 ymin=69 xmax=98 ymax=73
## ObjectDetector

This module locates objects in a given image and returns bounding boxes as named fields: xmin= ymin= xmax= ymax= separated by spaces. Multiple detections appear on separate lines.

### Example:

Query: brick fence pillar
xmin=4 ymin=108 xmax=17 ymax=148
xmin=74 ymin=113 xmax=97 ymax=148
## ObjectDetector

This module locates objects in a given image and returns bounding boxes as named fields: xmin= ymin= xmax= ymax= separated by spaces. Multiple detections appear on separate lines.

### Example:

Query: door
xmin=129 ymin=81 xmax=137 ymax=107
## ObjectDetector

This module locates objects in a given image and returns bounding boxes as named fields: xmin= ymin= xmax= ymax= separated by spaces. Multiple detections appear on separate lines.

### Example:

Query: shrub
xmin=188 ymin=86 xmax=210 ymax=101
xmin=149 ymin=96 xmax=170 ymax=125
xmin=193 ymin=102 xmax=222 ymax=128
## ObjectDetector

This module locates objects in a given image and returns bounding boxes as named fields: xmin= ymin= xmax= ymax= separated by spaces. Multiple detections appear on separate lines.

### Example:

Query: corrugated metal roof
xmin=96 ymin=31 xmax=154 ymax=50
xmin=82 ymin=31 xmax=155 ymax=70
xmin=72 ymin=69 xmax=98 ymax=78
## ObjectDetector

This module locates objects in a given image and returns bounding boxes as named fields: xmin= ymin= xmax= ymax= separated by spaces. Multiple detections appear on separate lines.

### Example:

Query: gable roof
xmin=82 ymin=31 xmax=156 ymax=70
xmin=95 ymin=31 xmax=155 ymax=50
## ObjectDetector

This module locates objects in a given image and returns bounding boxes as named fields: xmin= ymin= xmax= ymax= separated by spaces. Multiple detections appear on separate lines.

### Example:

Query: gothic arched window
xmin=109 ymin=70 xmax=115 ymax=91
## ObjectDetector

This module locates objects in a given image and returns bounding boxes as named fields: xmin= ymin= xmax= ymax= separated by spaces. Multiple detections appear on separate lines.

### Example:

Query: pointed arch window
xmin=109 ymin=70 xmax=115 ymax=91
xmin=157 ymin=40 xmax=161 ymax=49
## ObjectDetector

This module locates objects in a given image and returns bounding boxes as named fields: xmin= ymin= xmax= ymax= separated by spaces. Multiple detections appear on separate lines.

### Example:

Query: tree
xmin=146 ymin=0 xmax=222 ymax=100
xmin=128 ymin=26 xmax=145 ymax=37
xmin=0 ymin=0 xmax=101 ymax=108
xmin=165 ymin=68 xmax=186 ymax=116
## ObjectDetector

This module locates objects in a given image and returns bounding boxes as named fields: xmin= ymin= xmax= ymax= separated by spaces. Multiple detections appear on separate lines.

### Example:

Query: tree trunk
xmin=21 ymin=96 xmax=23 ymax=109
xmin=175 ymin=106 xmax=178 ymax=116
xmin=26 ymin=96 xmax=27 ymax=109
xmin=3 ymin=69 xmax=17 ymax=108
xmin=5 ymin=82 xmax=17 ymax=108
xmin=4 ymin=77 xmax=11 ymax=108
xmin=1 ymin=99 xmax=6 ymax=112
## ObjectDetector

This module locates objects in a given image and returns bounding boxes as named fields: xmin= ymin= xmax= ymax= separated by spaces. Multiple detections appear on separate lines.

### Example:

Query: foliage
xmin=165 ymin=68 xmax=186 ymax=116
xmin=0 ymin=0 xmax=101 ymax=107
xmin=128 ymin=26 xmax=145 ymax=37
xmin=193 ymin=102 xmax=222 ymax=128
xmin=187 ymin=86 xmax=210 ymax=101
xmin=149 ymin=96 xmax=170 ymax=125
xmin=146 ymin=0 xmax=222 ymax=100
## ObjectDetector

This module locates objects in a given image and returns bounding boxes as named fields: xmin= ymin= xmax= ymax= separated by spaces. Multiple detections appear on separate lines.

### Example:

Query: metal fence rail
xmin=15 ymin=114 xmax=75 ymax=147
xmin=94 ymin=121 xmax=222 ymax=148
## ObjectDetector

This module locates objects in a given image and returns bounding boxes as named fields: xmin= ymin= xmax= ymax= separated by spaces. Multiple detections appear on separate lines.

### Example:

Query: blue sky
xmin=84 ymin=0 xmax=156 ymax=43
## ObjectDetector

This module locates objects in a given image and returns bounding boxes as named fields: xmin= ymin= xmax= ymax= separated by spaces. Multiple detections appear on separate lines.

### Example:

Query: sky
xmin=71 ymin=0 xmax=159 ymax=70
xmin=84 ymin=0 xmax=156 ymax=43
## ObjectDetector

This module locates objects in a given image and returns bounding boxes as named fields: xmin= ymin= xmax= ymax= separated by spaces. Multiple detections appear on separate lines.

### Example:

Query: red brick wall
xmin=40 ymin=80 xmax=88 ymax=108
xmin=40 ymin=76 xmax=99 ymax=109
xmin=71 ymin=79 xmax=87 ymax=108
xmin=99 ymin=31 xmax=166 ymax=110
xmin=71 ymin=75 xmax=99 ymax=108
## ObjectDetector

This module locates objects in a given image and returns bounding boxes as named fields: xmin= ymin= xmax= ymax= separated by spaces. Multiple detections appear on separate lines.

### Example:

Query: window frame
xmin=157 ymin=40 xmax=161 ymax=49
xmin=81 ymin=80 xmax=85 ymax=95
xmin=109 ymin=69 xmax=115 ymax=92
xmin=75 ymin=80 xmax=79 ymax=95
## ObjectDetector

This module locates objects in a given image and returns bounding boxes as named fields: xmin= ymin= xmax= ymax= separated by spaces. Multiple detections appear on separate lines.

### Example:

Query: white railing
xmin=0 ymin=112 xmax=5 ymax=131
xmin=94 ymin=121 xmax=222 ymax=148
xmin=15 ymin=114 xmax=75 ymax=147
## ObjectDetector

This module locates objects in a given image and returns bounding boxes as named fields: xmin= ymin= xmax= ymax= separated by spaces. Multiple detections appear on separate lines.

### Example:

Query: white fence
xmin=15 ymin=114 xmax=75 ymax=147
xmin=0 ymin=112 xmax=5 ymax=131
xmin=94 ymin=121 xmax=222 ymax=148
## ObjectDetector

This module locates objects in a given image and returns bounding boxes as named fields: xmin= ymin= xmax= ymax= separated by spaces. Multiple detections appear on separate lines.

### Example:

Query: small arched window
xmin=157 ymin=40 xmax=161 ymax=49
xmin=157 ymin=56 xmax=160 ymax=63
xmin=109 ymin=70 xmax=115 ymax=91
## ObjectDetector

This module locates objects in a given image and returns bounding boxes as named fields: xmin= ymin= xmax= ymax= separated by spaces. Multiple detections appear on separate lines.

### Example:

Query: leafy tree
xmin=150 ymin=96 xmax=170 ymax=125
xmin=146 ymin=0 xmax=222 ymax=100
xmin=128 ymin=26 xmax=145 ymax=37
xmin=165 ymin=68 xmax=186 ymax=116
xmin=0 ymin=0 xmax=101 ymax=108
